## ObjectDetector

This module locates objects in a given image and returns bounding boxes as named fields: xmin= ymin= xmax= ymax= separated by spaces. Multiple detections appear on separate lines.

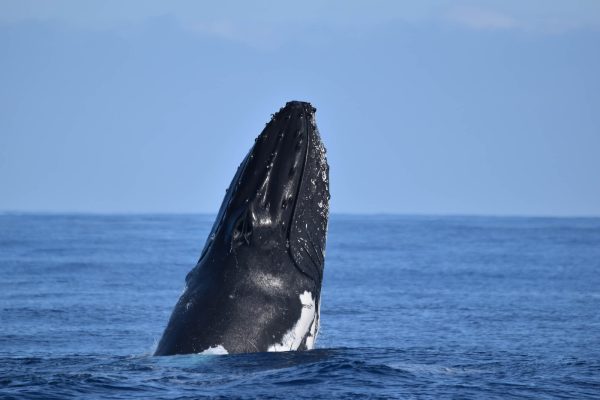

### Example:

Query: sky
xmin=1 ymin=1 xmax=599 ymax=216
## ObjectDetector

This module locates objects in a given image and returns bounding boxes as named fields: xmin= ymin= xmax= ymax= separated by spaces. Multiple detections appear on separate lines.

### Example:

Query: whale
xmin=154 ymin=101 xmax=330 ymax=355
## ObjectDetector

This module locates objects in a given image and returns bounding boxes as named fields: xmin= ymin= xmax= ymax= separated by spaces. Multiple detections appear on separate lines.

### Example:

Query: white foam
xmin=199 ymin=345 xmax=229 ymax=355
xmin=268 ymin=291 xmax=317 ymax=352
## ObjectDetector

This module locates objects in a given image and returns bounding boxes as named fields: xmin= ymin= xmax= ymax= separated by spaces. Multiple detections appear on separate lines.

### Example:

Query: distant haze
xmin=1 ymin=1 xmax=599 ymax=216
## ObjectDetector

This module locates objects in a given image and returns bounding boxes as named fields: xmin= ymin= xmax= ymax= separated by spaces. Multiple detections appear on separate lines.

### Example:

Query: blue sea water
xmin=1 ymin=214 xmax=599 ymax=399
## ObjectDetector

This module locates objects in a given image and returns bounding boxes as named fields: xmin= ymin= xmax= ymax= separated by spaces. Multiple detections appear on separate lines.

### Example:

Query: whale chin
xmin=154 ymin=101 xmax=329 ymax=356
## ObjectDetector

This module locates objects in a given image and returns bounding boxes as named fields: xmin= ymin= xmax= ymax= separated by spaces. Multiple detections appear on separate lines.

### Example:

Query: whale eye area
xmin=231 ymin=209 xmax=253 ymax=247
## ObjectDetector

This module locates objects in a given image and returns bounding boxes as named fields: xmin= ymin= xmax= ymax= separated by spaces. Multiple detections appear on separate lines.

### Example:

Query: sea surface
xmin=1 ymin=214 xmax=599 ymax=399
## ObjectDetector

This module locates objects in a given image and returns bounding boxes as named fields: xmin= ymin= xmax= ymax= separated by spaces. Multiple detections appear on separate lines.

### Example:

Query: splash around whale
xmin=154 ymin=101 xmax=330 ymax=356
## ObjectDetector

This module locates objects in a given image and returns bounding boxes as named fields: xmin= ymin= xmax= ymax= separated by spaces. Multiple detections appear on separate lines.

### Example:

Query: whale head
xmin=197 ymin=101 xmax=329 ymax=284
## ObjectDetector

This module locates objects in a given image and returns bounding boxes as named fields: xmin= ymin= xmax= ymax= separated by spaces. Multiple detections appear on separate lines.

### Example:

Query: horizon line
xmin=1 ymin=210 xmax=599 ymax=220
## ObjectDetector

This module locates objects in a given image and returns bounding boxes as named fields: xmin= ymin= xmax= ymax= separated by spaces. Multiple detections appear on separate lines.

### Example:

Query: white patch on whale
xmin=268 ymin=291 xmax=317 ymax=352
xmin=305 ymin=297 xmax=321 ymax=349
xmin=251 ymin=271 xmax=284 ymax=292
xmin=304 ymin=316 xmax=317 ymax=349
xmin=199 ymin=345 xmax=229 ymax=355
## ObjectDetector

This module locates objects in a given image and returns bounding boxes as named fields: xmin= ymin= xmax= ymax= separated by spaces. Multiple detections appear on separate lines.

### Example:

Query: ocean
xmin=1 ymin=214 xmax=599 ymax=399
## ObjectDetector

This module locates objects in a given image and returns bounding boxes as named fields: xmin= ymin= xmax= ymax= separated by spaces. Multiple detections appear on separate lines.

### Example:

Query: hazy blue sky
xmin=1 ymin=1 xmax=599 ymax=215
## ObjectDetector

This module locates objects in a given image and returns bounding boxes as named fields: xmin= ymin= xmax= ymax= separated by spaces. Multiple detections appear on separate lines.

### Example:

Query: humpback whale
xmin=155 ymin=101 xmax=330 ymax=355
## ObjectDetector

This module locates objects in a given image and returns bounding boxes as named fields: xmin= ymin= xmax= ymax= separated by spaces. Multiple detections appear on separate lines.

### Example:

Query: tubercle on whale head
xmin=195 ymin=101 xmax=330 ymax=280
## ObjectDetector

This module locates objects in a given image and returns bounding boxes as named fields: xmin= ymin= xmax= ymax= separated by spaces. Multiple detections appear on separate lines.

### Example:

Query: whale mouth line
xmin=285 ymin=108 xmax=311 ymax=241
xmin=286 ymin=116 xmax=315 ymax=282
